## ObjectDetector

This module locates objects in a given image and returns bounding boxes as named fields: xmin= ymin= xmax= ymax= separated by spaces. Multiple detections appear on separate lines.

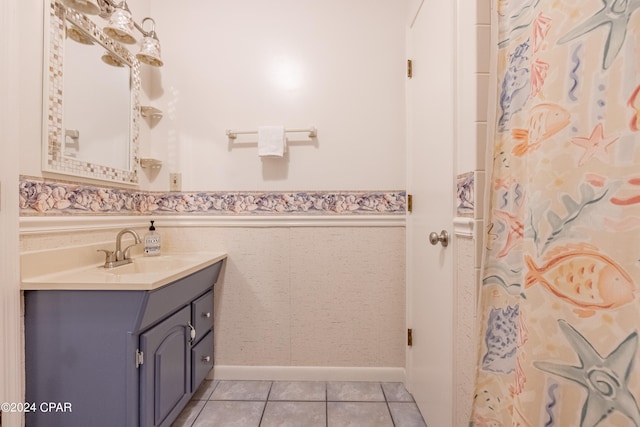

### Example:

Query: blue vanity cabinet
xmin=24 ymin=260 xmax=222 ymax=427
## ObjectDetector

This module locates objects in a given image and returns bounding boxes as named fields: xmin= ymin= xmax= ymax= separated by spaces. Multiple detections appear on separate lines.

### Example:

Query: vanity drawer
xmin=139 ymin=261 xmax=221 ymax=331
xmin=192 ymin=290 xmax=213 ymax=342
xmin=192 ymin=330 xmax=214 ymax=392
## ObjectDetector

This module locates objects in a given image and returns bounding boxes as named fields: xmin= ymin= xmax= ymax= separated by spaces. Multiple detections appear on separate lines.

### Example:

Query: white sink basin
xmin=106 ymin=255 xmax=197 ymax=275
xmin=21 ymin=252 xmax=227 ymax=291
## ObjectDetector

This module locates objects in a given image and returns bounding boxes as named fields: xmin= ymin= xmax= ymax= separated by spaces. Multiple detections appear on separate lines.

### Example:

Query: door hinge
xmin=407 ymin=194 xmax=413 ymax=213
xmin=407 ymin=328 xmax=413 ymax=346
xmin=136 ymin=349 xmax=144 ymax=368
xmin=407 ymin=59 xmax=413 ymax=78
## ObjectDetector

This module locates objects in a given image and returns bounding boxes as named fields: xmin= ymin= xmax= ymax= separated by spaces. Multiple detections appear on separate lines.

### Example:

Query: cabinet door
xmin=139 ymin=306 xmax=191 ymax=427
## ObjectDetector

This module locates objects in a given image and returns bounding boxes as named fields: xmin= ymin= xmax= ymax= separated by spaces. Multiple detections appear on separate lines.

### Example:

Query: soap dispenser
xmin=144 ymin=220 xmax=161 ymax=256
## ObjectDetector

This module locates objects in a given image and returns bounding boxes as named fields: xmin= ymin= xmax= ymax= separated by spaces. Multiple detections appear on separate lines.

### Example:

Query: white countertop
xmin=21 ymin=252 xmax=227 ymax=291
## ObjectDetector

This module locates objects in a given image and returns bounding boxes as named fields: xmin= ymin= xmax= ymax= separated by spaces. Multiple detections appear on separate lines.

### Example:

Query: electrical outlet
xmin=169 ymin=173 xmax=182 ymax=192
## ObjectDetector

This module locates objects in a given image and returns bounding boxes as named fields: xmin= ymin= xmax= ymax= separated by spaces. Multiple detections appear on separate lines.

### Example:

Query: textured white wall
xmin=163 ymin=226 xmax=406 ymax=368
xmin=142 ymin=0 xmax=407 ymax=191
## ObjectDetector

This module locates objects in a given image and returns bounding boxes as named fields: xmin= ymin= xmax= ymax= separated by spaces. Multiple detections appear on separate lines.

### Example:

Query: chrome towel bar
xmin=225 ymin=126 xmax=317 ymax=139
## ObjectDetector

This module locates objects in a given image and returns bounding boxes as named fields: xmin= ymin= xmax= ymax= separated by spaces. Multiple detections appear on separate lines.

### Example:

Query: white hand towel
xmin=258 ymin=126 xmax=286 ymax=157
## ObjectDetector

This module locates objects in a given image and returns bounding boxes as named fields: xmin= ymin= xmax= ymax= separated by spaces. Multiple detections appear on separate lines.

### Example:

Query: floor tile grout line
xmin=325 ymin=384 xmax=329 ymax=427
xmin=380 ymin=383 xmax=397 ymax=427
xmin=257 ymin=381 xmax=273 ymax=426
xmin=187 ymin=399 xmax=206 ymax=426
xmin=385 ymin=400 xmax=397 ymax=427
xmin=380 ymin=382 xmax=388 ymax=401
xmin=265 ymin=380 xmax=274 ymax=402
xmin=191 ymin=384 xmax=218 ymax=427
xmin=201 ymin=380 xmax=217 ymax=400
xmin=189 ymin=380 xmax=221 ymax=426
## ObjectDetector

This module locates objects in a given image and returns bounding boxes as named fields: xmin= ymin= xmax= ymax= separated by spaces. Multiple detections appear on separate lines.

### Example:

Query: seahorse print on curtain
xmin=471 ymin=1 xmax=640 ymax=426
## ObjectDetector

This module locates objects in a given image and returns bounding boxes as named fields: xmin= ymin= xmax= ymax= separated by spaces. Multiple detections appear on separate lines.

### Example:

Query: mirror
xmin=42 ymin=0 xmax=140 ymax=184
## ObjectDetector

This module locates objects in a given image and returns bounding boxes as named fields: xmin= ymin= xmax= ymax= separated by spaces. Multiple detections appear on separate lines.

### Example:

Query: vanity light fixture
xmin=62 ymin=0 xmax=165 ymax=67
xmin=103 ymin=1 xmax=137 ymax=44
xmin=61 ymin=0 xmax=101 ymax=15
xmin=101 ymin=51 xmax=125 ymax=67
xmin=135 ymin=18 xmax=163 ymax=67
xmin=66 ymin=24 xmax=95 ymax=45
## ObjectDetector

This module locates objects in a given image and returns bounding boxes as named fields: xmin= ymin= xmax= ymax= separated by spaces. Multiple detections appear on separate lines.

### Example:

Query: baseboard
xmin=210 ymin=365 xmax=406 ymax=383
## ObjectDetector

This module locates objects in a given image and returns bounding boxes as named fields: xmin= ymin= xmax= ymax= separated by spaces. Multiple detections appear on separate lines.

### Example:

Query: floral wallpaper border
xmin=19 ymin=177 xmax=406 ymax=216
xmin=456 ymin=171 xmax=475 ymax=217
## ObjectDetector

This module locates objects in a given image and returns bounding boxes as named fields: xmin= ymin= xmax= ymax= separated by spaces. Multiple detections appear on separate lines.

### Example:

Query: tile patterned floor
xmin=172 ymin=380 xmax=427 ymax=427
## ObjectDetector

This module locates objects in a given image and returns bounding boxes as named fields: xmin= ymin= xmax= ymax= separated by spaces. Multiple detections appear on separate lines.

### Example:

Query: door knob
xmin=429 ymin=230 xmax=449 ymax=247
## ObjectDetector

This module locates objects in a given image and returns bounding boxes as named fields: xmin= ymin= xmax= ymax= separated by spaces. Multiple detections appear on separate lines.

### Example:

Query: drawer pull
xmin=202 ymin=312 xmax=211 ymax=318
xmin=188 ymin=322 xmax=196 ymax=343
xmin=201 ymin=355 xmax=211 ymax=363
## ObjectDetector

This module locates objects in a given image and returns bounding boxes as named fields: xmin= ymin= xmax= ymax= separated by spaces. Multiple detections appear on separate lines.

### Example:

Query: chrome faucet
xmin=115 ymin=229 xmax=142 ymax=261
xmin=98 ymin=228 xmax=142 ymax=268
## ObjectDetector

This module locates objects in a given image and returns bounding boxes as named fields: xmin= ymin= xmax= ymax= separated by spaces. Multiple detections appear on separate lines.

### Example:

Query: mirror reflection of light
xmin=271 ymin=58 xmax=303 ymax=91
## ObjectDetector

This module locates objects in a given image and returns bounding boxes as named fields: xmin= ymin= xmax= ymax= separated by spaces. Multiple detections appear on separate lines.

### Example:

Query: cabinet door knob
xmin=188 ymin=322 xmax=196 ymax=343
xmin=201 ymin=355 xmax=211 ymax=363
xmin=202 ymin=312 xmax=211 ymax=318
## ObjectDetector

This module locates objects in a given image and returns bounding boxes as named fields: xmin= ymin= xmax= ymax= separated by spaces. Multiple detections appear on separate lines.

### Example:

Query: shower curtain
xmin=470 ymin=1 xmax=640 ymax=426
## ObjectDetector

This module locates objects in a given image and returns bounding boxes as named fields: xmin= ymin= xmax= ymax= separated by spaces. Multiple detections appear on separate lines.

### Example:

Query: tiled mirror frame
xmin=42 ymin=0 xmax=141 ymax=184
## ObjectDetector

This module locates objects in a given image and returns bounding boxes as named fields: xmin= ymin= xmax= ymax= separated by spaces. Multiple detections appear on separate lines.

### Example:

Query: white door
xmin=405 ymin=1 xmax=455 ymax=426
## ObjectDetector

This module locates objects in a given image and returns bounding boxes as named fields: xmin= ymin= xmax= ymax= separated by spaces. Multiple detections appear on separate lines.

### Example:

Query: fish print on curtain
xmin=471 ymin=1 xmax=640 ymax=426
